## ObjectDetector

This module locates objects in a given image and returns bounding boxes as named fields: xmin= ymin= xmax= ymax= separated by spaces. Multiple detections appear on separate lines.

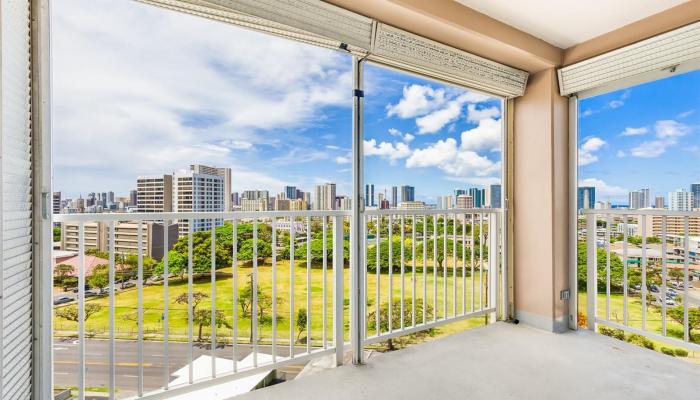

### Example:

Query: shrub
xmin=625 ymin=334 xmax=654 ymax=350
xmin=660 ymin=347 xmax=675 ymax=356
xmin=673 ymin=348 xmax=688 ymax=357
xmin=599 ymin=326 xmax=624 ymax=340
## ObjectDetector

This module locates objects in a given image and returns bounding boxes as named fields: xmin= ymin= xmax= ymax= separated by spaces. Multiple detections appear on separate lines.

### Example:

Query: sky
xmin=51 ymin=0 xmax=503 ymax=203
xmin=578 ymin=70 xmax=700 ymax=204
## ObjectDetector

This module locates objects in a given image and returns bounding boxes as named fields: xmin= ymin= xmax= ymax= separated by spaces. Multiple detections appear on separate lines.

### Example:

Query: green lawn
xmin=54 ymin=257 xmax=490 ymax=348
xmin=578 ymin=291 xmax=699 ymax=362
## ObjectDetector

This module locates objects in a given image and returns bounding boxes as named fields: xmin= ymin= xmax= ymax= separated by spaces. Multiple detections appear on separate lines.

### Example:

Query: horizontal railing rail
xmin=53 ymin=209 xmax=352 ymax=222
xmin=583 ymin=209 xmax=700 ymax=352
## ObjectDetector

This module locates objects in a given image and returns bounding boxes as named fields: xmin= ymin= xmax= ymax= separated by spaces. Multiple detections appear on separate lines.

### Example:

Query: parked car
xmin=649 ymin=284 xmax=659 ymax=293
xmin=84 ymin=289 xmax=100 ymax=297
xmin=120 ymin=281 xmax=136 ymax=289
xmin=71 ymin=284 xmax=90 ymax=293
xmin=53 ymin=296 xmax=73 ymax=305
xmin=671 ymin=282 xmax=684 ymax=290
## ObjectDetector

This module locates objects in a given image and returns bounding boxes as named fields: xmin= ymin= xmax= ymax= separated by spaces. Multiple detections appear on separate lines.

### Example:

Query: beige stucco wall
xmin=512 ymin=68 xmax=570 ymax=332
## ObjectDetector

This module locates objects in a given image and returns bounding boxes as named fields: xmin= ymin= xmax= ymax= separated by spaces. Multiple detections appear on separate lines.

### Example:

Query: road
xmin=54 ymin=339 xmax=310 ymax=398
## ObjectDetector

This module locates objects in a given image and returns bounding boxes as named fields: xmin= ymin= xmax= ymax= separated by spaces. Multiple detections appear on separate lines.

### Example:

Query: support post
xmin=489 ymin=213 xmax=498 ymax=322
xmin=333 ymin=215 xmax=345 ymax=366
xmin=350 ymin=56 xmax=364 ymax=365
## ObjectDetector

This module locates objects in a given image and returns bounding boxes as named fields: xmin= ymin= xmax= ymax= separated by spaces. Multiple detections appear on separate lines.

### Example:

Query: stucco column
xmin=512 ymin=68 xmax=571 ymax=332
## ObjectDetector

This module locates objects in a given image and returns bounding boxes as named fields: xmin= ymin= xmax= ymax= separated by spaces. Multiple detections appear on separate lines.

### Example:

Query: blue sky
xmin=578 ymin=70 xmax=700 ymax=203
xmin=52 ymin=0 xmax=503 ymax=203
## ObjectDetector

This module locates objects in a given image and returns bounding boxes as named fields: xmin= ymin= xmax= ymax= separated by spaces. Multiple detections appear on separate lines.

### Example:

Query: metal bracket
xmin=353 ymin=89 xmax=364 ymax=98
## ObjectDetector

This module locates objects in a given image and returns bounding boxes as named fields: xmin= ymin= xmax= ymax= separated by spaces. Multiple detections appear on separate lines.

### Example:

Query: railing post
xmin=488 ymin=213 xmax=498 ymax=323
xmin=350 ymin=55 xmax=365 ymax=365
xmin=586 ymin=212 xmax=597 ymax=331
xmin=332 ymin=215 xmax=345 ymax=366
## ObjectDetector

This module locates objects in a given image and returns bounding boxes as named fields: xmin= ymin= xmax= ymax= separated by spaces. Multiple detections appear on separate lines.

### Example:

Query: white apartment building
xmin=456 ymin=194 xmax=474 ymax=209
xmin=241 ymin=198 xmax=268 ymax=212
xmin=628 ymin=188 xmax=650 ymax=209
xmin=190 ymin=164 xmax=232 ymax=211
xmin=399 ymin=201 xmax=426 ymax=210
xmin=60 ymin=221 xmax=177 ymax=259
xmin=668 ymin=189 xmax=694 ymax=211
xmin=314 ymin=183 xmax=336 ymax=210
xmin=172 ymin=169 xmax=225 ymax=235
xmin=136 ymin=174 xmax=173 ymax=213
xmin=437 ymin=195 xmax=454 ymax=209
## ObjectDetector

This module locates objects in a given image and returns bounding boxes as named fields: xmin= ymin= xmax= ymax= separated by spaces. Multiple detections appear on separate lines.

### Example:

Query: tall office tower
xmin=190 ymin=164 xmax=232 ymax=211
xmin=377 ymin=192 xmax=385 ymax=209
xmin=365 ymin=184 xmax=375 ymax=207
xmin=242 ymin=190 xmax=270 ymax=202
xmin=314 ymin=183 xmax=337 ymax=210
xmin=668 ymin=189 xmax=693 ymax=211
xmin=391 ymin=186 xmax=398 ymax=208
xmin=100 ymin=192 xmax=107 ymax=207
xmin=284 ymin=186 xmax=297 ymax=200
xmin=336 ymin=196 xmax=352 ymax=210
xmin=108 ymin=191 xmax=115 ymax=204
xmin=468 ymin=188 xmax=485 ymax=208
xmin=456 ymin=195 xmax=474 ymax=209
xmin=454 ymin=188 xmax=467 ymax=197
xmin=231 ymin=192 xmax=240 ymax=206
xmin=400 ymin=185 xmax=415 ymax=202
xmin=628 ymin=188 xmax=650 ymax=209
xmin=137 ymin=175 xmax=173 ymax=213
xmin=303 ymin=192 xmax=312 ymax=209
xmin=274 ymin=198 xmax=291 ymax=211
xmin=577 ymin=186 xmax=595 ymax=210
xmin=489 ymin=184 xmax=502 ymax=208
xmin=173 ymin=169 xmax=225 ymax=235
xmin=86 ymin=193 xmax=96 ymax=207
xmin=129 ymin=190 xmax=138 ymax=207
xmin=296 ymin=189 xmax=303 ymax=200
xmin=52 ymin=192 xmax=61 ymax=214
xmin=692 ymin=183 xmax=700 ymax=209
xmin=654 ymin=196 xmax=665 ymax=209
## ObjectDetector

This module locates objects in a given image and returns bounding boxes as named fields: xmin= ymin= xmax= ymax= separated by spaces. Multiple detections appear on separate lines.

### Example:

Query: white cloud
xmin=579 ymin=178 xmax=627 ymax=199
xmin=386 ymin=84 xmax=446 ymax=118
xmin=466 ymin=104 xmax=500 ymax=123
xmin=52 ymin=0 xmax=351 ymax=196
xmin=654 ymin=120 xmax=690 ymax=139
xmin=580 ymin=108 xmax=596 ymax=118
xmin=403 ymin=133 xmax=415 ymax=143
xmin=363 ymin=139 xmax=412 ymax=164
xmin=578 ymin=137 xmax=606 ymax=166
xmin=388 ymin=128 xmax=415 ymax=143
xmin=616 ymin=150 xmax=626 ymax=158
xmin=416 ymin=101 xmax=462 ymax=134
xmin=460 ymin=118 xmax=502 ymax=153
xmin=334 ymin=156 xmax=351 ymax=164
xmin=629 ymin=120 xmax=691 ymax=158
xmin=677 ymin=109 xmax=695 ymax=119
xmin=620 ymin=127 xmax=648 ymax=136
xmin=608 ymin=100 xmax=624 ymax=108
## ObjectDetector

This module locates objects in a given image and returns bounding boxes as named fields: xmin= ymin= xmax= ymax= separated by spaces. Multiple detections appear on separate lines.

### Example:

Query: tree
xmin=667 ymin=305 xmax=700 ymax=338
xmin=155 ymin=250 xmax=188 ymax=280
xmin=54 ymin=264 xmax=74 ymax=285
xmin=56 ymin=303 xmax=103 ymax=322
xmin=366 ymin=238 xmax=409 ymax=273
xmin=193 ymin=309 xmax=231 ymax=342
xmin=53 ymin=227 xmax=61 ymax=242
xmin=296 ymin=308 xmax=307 ymax=343
xmin=87 ymin=265 xmax=109 ymax=293
xmin=175 ymin=291 xmax=208 ymax=312
xmin=669 ymin=268 xmax=684 ymax=285
xmin=366 ymin=299 xmax=434 ymax=350
xmin=238 ymin=238 xmax=271 ymax=264
xmin=238 ymin=276 xmax=280 ymax=342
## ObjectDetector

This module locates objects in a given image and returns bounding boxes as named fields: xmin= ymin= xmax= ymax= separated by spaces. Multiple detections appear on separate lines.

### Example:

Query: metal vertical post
xmin=333 ymin=215 xmax=345 ymax=366
xmin=489 ymin=213 xmax=498 ymax=323
xmin=350 ymin=55 xmax=365 ymax=365
xmin=586 ymin=213 xmax=597 ymax=331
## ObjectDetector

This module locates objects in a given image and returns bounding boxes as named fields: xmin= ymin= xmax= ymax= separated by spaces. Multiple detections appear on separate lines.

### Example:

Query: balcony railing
xmin=583 ymin=209 xmax=700 ymax=351
xmin=52 ymin=208 xmax=503 ymax=399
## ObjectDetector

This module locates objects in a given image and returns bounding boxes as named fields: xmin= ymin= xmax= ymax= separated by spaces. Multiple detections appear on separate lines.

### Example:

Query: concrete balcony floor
xmin=237 ymin=322 xmax=698 ymax=400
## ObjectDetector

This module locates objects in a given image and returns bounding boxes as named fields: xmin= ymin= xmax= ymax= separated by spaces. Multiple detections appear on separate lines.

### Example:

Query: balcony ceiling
xmin=455 ymin=0 xmax=690 ymax=48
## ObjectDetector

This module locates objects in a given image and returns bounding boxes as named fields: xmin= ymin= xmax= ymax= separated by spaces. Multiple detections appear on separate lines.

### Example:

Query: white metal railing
xmin=52 ymin=208 xmax=504 ymax=399
xmin=53 ymin=210 xmax=349 ymax=400
xmin=583 ymin=209 xmax=700 ymax=351
xmin=361 ymin=209 xmax=503 ymax=346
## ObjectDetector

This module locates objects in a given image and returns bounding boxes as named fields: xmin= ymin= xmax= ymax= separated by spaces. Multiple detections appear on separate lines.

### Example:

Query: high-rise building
xmin=303 ymin=192 xmax=312 ymax=209
xmin=190 ymin=164 xmax=232 ymax=211
xmin=365 ymin=184 xmax=375 ymax=207
xmin=668 ymin=189 xmax=693 ymax=211
xmin=628 ymin=188 xmax=650 ymax=209
xmin=691 ymin=183 xmax=700 ymax=209
xmin=436 ymin=195 xmax=453 ymax=209
xmin=489 ymin=184 xmax=502 ymax=208
xmin=577 ymin=187 xmax=595 ymax=210
xmin=108 ymin=191 xmax=115 ymax=205
xmin=400 ymin=185 xmax=415 ymax=202
xmin=391 ymin=186 xmax=398 ymax=208
xmin=456 ymin=195 xmax=474 ymax=209
xmin=337 ymin=196 xmax=352 ymax=211
xmin=284 ymin=186 xmax=297 ymax=200
xmin=242 ymin=190 xmax=269 ymax=201
xmin=173 ymin=169 xmax=225 ymax=235
xmin=60 ymin=221 xmax=178 ymax=259
xmin=468 ymin=188 xmax=485 ymax=208
xmin=314 ymin=183 xmax=336 ymax=210
xmin=129 ymin=190 xmax=138 ymax=207
xmin=275 ymin=198 xmax=290 ymax=211
xmin=241 ymin=198 xmax=268 ymax=212
xmin=52 ymin=192 xmax=61 ymax=214
xmin=654 ymin=196 xmax=665 ymax=209
xmin=137 ymin=175 xmax=173 ymax=213
xmin=454 ymin=188 xmax=467 ymax=197
xmin=231 ymin=192 xmax=240 ymax=207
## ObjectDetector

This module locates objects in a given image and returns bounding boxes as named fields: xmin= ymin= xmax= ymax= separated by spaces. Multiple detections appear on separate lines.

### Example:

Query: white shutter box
xmin=137 ymin=0 xmax=529 ymax=97
xmin=0 ymin=0 xmax=34 ymax=399
xmin=558 ymin=22 xmax=700 ymax=96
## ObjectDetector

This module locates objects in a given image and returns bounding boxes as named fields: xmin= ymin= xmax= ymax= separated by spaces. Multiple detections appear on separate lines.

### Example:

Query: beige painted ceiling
xmin=455 ymin=0 xmax=690 ymax=48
